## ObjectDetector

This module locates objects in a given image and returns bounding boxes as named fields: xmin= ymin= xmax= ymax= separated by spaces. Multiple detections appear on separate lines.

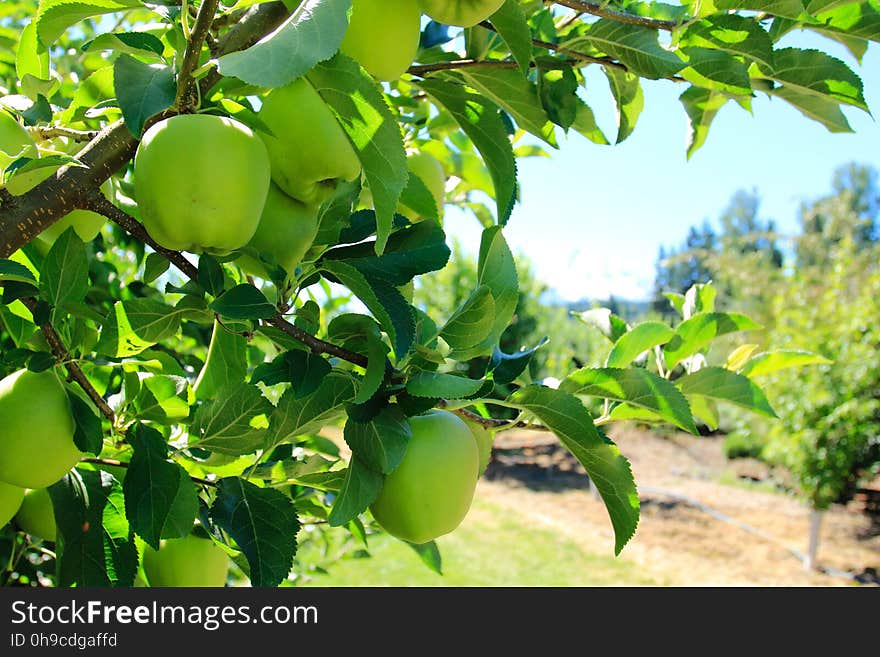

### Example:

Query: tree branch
xmin=445 ymin=404 xmax=552 ymax=432
xmin=176 ymin=0 xmax=222 ymax=111
xmin=36 ymin=127 xmax=100 ymax=143
xmin=0 ymin=1 xmax=292 ymax=259
xmin=553 ymin=0 xmax=679 ymax=31
xmin=19 ymin=297 xmax=116 ymax=424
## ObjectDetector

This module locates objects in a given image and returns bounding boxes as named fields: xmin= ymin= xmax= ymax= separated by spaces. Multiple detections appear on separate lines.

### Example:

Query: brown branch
xmin=81 ymin=457 xmax=218 ymax=487
xmin=553 ymin=0 xmax=679 ymax=31
xmin=0 ymin=1 xmax=292 ymax=258
xmin=265 ymin=316 xmax=369 ymax=368
xmin=36 ymin=127 xmax=100 ymax=143
xmin=87 ymin=194 xmax=199 ymax=279
xmin=19 ymin=297 xmax=116 ymax=424
xmin=176 ymin=0 xmax=222 ymax=111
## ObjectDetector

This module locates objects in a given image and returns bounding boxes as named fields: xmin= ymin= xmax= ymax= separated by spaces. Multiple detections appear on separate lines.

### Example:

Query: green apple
xmin=0 ymin=369 xmax=81 ymax=489
xmin=237 ymin=182 xmax=320 ymax=279
xmin=15 ymin=488 xmax=56 ymax=541
xmin=257 ymin=78 xmax=361 ymax=206
xmin=0 ymin=110 xmax=37 ymax=177
xmin=0 ymin=482 xmax=25 ymax=528
xmin=370 ymin=410 xmax=479 ymax=544
xmin=134 ymin=114 xmax=271 ymax=254
xmin=466 ymin=421 xmax=495 ymax=475
xmin=142 ymin=534 xmax=230 ymax=587
xmin=420 ymin=0 xmax=506 ymax=27
xmin=341 ymin=0 xmax=422 ymax=81
xmin=399 ymin=151 xmax=446 ymax=221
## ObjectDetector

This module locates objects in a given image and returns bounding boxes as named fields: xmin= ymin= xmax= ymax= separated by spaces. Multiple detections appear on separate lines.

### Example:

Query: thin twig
xmin=176 ymin=0 xmax=221 ymax=111
xmin=19 ymin=296 xmax=117 ymax=424
xmin=36 ymin=127 xmax=100 ymax=143
xmin=553 ymin=0 xmax=679 ymax=31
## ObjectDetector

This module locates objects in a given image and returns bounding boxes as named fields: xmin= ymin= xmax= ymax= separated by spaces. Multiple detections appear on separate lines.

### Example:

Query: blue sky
xmin=442 ymin=33 xmax=880 ymax=302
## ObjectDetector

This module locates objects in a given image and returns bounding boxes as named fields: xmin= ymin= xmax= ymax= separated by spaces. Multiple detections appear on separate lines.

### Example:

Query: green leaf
xmin=354 ymin=336 xmax=388 ymax=404
xmin=321 ymin=260 xmax=415 ymax=358
xmin=769 ymin=85 xmax=853 ymax=132
xmin=664 ymin=312 xmax=762 ymax=370
xmin=406 ymin=371 xmax=486 ymax=399
xmin=710 ymin=0 xmax=807 ymax=20
xmin=124 ymin=424 xmax=199 ymax=549
xmin=457 ymin=68 xmax=557 ymax=147
xmin=508 ymin=385 xmax=639 ymax=554
xmin=344 ymin=405 xmax=412 ymax=474
xmin=82 ymin=31 xmax=165 ymax=60
xmin=49 ymin=468 xmax=138 ymax=587
xmin=440 ymin=285 xmax=496 ymax=352
xmin=679 ymin=14 xmax=775 ymax=69
xmin=489 ymin=0 xmax=533 ymax=74
xmin=308 ymin=54 xmax=407 ymax=254
xmin=211 ymin=477 xmax=299 ymax=587
xmin=561 ymin=367 xmax=698 ymax=434
xmin=210 ymin=284 xmax=276 ymax=320
xmin=680 ymin=47 xmax=753 ymax=96
xmin=16 ymin=21 xmax=49 ymax=85
xmin=27 ymin=351 xmax=55 ymax=372
xmin=322 ymin=220 xmax=451 ymax=286
xmin=572 ymin=307 xmax=629 ymax=342
xmin=812 ymin=2 xmax=880 ymax=43
xmin=489 ymin=337 xmax=548 ymax=385
xmin=198 ymin=254 xmax=225 ymax=297
xmin=268 ymin=373 xmax=356 ymax=444
xmin=417 ymin=78 xmax=517 ymax=225
xmin=683 ymin=282 xmax=717 ymax=317
xmin=564 ymin=20 xmax=685 ymax=80
xmin=68 ymin=391 xmax=103 ymax=456
xmin=465 ymin=226 xmax=519 ymax=357
xmin=739 ymin=350 xmax=832 ymax=377
xmin=687 ymin=394 xmax=720 ymax=430
xmin=217 ymin=0 xmax=352 ymax=88
xmin=570 ymin=97 xmax=610 ymax=145
xmin=677 ymin=367 xmax=777 ymax=418
xmin=607 ymin=322 xmax=675 ymax=368
xmin=35 ymin=0 xmax=142 ymax=46
xmin=143 ymin=252 xmax=169 ymax=284
xmin=113 ymin=55 xmax=175 ymax=137
xmin=96 ymin=299 xmax=183 ymax=357
xmin=251 ymin=350 xmax=332 ymax=400
xmin=0 ymin=259 xmax=38 ymax=286
xmin=132 ymin=374 xmax=192 ymax=424
xmin=41 ymin=227 xmax=88 ymax=313
xmin=539 ymin=67 xmax=579 ymax=132
xmin=680 ymin=86 xmax=729 ymax=159
xmin=406 ymin=540 xmax=443 ymax=575
xmin=399 ymin=172 xmax=439 ymax=220
xmin=190 ymin=383 xmax=273 ymax=456
xmin=327 ymin=456 xmax=383 ymax=527
xmin=604 ymin=67 xmax=644 ymax=143
xmin=193 ymin=320 xmax=249 ymax=402
xmin=756 ymin=47 xmax=868 ymax=111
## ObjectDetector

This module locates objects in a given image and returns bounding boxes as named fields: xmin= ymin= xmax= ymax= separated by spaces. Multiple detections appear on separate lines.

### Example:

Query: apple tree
xmin=0 ymin=0 xmax=875 ymax=586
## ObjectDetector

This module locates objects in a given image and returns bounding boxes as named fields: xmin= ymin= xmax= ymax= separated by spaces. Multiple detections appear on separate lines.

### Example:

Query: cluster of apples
xmin=342 ymin=0 xmax=507 ymax=81
xmin=0 ymin=368 xmax=228 ymax=586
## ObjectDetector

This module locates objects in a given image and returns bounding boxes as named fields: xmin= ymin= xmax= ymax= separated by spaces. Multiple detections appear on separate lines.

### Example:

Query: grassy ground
xmin=298 ymin=497 xmax=654 ymax=587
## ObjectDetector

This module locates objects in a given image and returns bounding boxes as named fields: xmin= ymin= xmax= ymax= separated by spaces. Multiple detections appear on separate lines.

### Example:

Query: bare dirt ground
xmin=481 ymin=426 xmax=880 ymax=586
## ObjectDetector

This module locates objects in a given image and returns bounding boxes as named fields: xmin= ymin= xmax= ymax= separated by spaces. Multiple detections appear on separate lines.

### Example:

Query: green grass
xmin=297 ymin=498 xmax=654 ymax=587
